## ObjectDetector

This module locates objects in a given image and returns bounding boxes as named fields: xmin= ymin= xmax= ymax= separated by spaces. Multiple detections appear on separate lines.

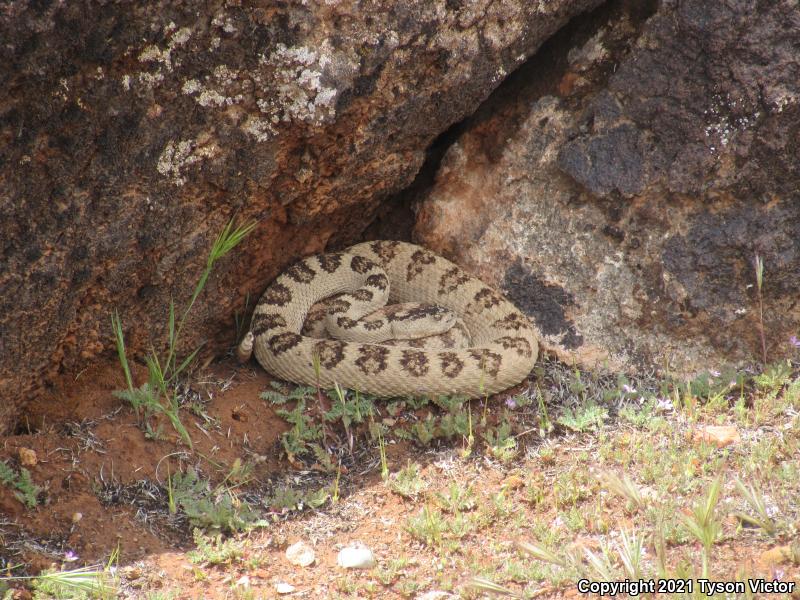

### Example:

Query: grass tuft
xmin=679 ymin=475 xmax=724 ymax=578
xmin=733 ymin=477 xmax=779 ymax=535
xmin=112 ymin=219 xmax=255 ymax=448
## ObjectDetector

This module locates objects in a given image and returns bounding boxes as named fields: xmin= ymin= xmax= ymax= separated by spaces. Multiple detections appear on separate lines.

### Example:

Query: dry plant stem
xmin=312 ymin=353 xmax=333 ymax=445
xmin=758 ymin=296 xmax=767 ymax=366
xmin=754 ymin=254 xmax=767 ymax=365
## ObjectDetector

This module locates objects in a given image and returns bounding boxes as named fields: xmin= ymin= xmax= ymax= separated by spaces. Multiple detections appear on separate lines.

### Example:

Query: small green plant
xmin=582 ymin=540 xmax=616 ymax=581
xmin=405 ymin=504 xmax=446 ymax=546
xmin=145 ymin=591 xmax=179 ymax=600
xmin=483 ymin=420 xmax=518 ymax=463
xmin=166 ymin=464 xmax=177 ymax=515
xmin=435 ymin=482 xmax=477 ymax=514
xmin=733 ymin=478 xmax=778 ymax=535
xmin=562 ymin=506 xmax=587 ymax=532
xmin=260 ymin=382 xmax=316 ymax=405
xmin=269 ymin=486 xmax=303 ymax=511
xmin=375 ymin=421 xmax=390 ymax=481
xmin=303 ymin=486 xmax=330 ymax=509
xmin=462 ymin=400 xmax=475 ymax=458
xmin=553 ymin=468 xmax=593 ymax=508
xmin=618 ymin=397 xmax=663 ymax=428
xmin=170 ymin=468 xmax=257 ymax=532
xmin=113 ymin=219 xmax=255 ymax=447
xmin=332 ymin=461 xmax=342 ymax=504
xmin=0 ymin=461 xmax=41 ymax=508
xmin=557 ymin=402 xmax=608 ymax=432
xmin=411 ymin=413 xmax=437 ymax=445
xmin=569 ymin=368 xmax=588 ymax=400
xmin=598 ymin=470 xmax=645 ymax=511
xmin=430 ymin=394 xmax=468 ymax=413
xmin=488 ymin=488 xmax=515 ymax=521
xmin=389 ymin=462 xmax=428 ymax=499
xmin=29 ymin=567 xmax=116 ymax=600
xmin=679 ymin=475 xmax=723 ymax=578
xmin=753 ymin=360 xmax=793 ymax=393
xmin=310 ymin=443 xmax=337 ymax=472
xmin=221 ymin=458 xmax=255 ymax=487
xmin=437 ymin=410 xmax=470 ymax=439
xmin=188 ymin=528 xmax=243 ymax=565
xmin=470 ymin=540 xmax=576 ymax=598
xmin=616 ymin=530 xmax=645 ymax=579
xmin=325 ymin=384 xmax=375 ymax=445
xmin=273 ymin=397 xmax=322 ymax=459
xmin=374 ymin=557 xmax=411 ymax=585
xmin=469 ymin=577 xmax=523 ymax=599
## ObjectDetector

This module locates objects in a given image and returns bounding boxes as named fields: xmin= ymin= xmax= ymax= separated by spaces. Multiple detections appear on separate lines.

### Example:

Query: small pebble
xmin=285 ymin=540 xmax=315 ymax=567
xmin=692 ymin=425 xmax=740 ymax=447
xmin=122 ymin=566 xmax=142 ymax=580
xmin=337 ymin=543 xmax=375 ymax=569
xmin=18 ymin=447 xmax=37 ymax=467
xmin=276 ymin=582 xmax=295 ymax=594
xmin=501 ymin=474 xmax=524 ymax=489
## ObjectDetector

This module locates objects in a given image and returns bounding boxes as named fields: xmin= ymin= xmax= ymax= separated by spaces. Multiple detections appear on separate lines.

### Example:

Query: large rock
xmin=415 ymin=0 xmax=800 ymax=374
xmin=0 ymin=0 xmax=602 ymax=432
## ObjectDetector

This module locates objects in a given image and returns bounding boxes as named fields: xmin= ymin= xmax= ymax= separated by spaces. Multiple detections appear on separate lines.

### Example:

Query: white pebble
xmin=285 ymin=540 xmax=315 ymax=567
xmin=337 ymin=543 xmax=375 ymax=569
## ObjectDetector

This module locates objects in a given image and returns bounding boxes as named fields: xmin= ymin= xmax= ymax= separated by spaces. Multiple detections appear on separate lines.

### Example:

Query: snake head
xmin=388 ymin=303 xmax=457 ymax=340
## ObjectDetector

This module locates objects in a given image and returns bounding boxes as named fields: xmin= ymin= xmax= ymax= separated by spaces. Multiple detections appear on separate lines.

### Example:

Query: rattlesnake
xmin=237 ymin=241 xmax=538 ymax=398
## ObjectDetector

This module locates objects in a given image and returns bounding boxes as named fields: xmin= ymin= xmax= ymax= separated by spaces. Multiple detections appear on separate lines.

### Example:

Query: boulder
xmin=415 ymin=0 xmax=800 ymax=374
xmin=0 ymin=0 xmax=602 ymax=432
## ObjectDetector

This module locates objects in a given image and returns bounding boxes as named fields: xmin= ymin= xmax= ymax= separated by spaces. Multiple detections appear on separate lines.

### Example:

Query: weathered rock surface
xmin=415 ymin=0 xmax=800 ymax=374
xmin=0 ymin=0 xmax=603 ymax=431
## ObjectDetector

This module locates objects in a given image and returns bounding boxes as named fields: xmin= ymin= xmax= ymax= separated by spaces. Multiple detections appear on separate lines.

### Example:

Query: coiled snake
xmin=238 ymin=241 xmax=537 ymax=398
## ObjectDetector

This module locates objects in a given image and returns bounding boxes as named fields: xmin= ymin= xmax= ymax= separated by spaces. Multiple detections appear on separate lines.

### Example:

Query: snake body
xmin=239 ymin=241 xmax=538 ymax=398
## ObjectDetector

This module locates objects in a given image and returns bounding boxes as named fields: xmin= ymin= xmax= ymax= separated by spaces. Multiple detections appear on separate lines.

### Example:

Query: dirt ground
xmin=1 ymin=356 xmax=799 ymax=599
xmin=0 ymin=362 xmax=283 ymax=570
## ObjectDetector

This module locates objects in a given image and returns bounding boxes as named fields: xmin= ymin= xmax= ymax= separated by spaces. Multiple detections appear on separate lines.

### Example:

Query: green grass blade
xmin=516 ymin=540 xmax=569 ymax=568
xmin=145 ymin=350 xmax=167 ymax=397
xmin=167 ymin=299 xmax=176 ymax=365
xmin=469 ymin=577 xmax=521 ymax=597
xmin=209 ymin=220 xmax=257 ymax=265
xmin=188 ymin=219 xmax=256 ymax=310
xmin=165 ymin=402 xmax=193 ymax=448
xmin=584 ymin=546 xmax=614 ymax=581
xmin=111 ymin=310 xmax=134 ymax=391
xmin=3 ymin=565 xmax=118 ymax=596
xmin=734 ymin=478 xmax=777 ymax=534
xmin=185 ymin=270 xmax=211 ymax=325
xmin=174 ymin=220 xmax=256 ymax=378
xmin=171 ymin=345 xmax=203 ymax=382
xmin=704 ymin=475 xmax=723 ymax=520
xmin=207 ymin=219 xmax=233 ymax=267
xmin=109 ymin=220 xmax=253 ymax=455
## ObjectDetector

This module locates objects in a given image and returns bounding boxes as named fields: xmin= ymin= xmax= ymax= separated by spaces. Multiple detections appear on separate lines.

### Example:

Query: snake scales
xmin=238 ymin=241 xmax=538 ymax=398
